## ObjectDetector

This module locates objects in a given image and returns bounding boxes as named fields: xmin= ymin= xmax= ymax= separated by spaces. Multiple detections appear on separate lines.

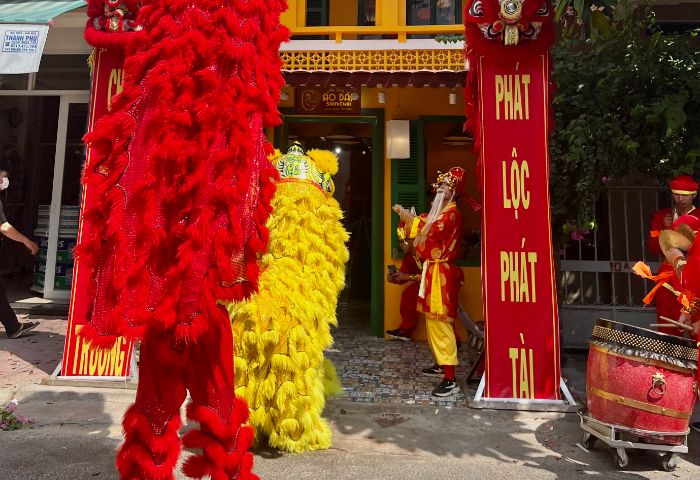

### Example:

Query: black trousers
xmin=0 ymin=277 xmax=20 ymax=335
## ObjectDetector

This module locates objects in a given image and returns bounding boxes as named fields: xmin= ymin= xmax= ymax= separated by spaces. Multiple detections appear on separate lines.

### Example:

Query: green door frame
xmin=277 ymin=109 xmax=385 ymax=337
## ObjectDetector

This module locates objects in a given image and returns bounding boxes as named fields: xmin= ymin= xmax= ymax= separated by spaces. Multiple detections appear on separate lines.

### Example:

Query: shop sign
xmin=61 ymin=48 xmax=136 ymax=378
xmin=0 ymin=24 xmax=48 ymax=74
xmin=295 ymin=86 xmax=361 ymax=114
xmin=479 ymin=53 xmax=561 ymax=401
xmin=3 ymin=30 xmax=40 ymax=53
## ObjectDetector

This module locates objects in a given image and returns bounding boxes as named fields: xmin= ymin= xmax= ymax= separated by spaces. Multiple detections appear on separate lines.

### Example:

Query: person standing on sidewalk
xmin=0 ymin=168 xmax=39 ymax=338
xmin=642 ymin=221 xmax=700 ymax=432
xmin=393 ymin=167 xmax=465 ymax=397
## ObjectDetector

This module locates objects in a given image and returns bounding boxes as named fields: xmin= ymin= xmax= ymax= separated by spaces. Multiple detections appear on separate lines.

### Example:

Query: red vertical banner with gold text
xmin=479 ymin=53 xmax=561 ymax=400
xmin=61 ymin=49 xmax=135 ymax=377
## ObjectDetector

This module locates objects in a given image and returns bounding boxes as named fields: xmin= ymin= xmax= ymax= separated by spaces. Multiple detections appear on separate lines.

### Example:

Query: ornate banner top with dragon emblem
xmin=85 ymin=0 xmax=142 ymax=48
xmin=463 ymin=0 xmax=554 ymax=53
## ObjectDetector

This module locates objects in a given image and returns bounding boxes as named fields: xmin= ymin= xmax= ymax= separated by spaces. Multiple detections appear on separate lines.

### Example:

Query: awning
xmin=0 ymin=1 xmax=85 ymax=74
xmin=284 ymin=70 xmax=465 ymax=89
xmin=0 ymin=0 xmax=85 ymax=24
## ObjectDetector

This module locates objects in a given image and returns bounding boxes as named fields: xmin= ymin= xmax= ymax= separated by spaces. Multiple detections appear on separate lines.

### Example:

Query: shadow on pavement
xmin=1 ymin=389 xmax=121 ymax=480
xmin=328 ymin=402 xmax=567 ymax=474
xmin=533 ymin=414 xmax=698 ymax=478
xmin=0 ymin=320 xmax=66 ymax=381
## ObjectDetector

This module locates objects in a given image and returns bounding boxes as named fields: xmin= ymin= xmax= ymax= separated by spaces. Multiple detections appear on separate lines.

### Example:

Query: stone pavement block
xmin=0 ymin=317 xmax=67 ymax=404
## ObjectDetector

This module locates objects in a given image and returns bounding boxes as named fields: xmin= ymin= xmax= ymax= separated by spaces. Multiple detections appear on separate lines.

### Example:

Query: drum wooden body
xmin=586 ymin=319 xmax=698 ymax=444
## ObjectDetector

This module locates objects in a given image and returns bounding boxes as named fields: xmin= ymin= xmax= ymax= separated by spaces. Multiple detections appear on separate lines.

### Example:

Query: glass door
xmin=42 ymin=94 xmax=88 ymax=300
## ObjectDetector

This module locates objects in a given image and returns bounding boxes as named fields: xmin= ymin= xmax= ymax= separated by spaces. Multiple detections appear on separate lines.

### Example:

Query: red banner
xmin=479 ymin=53 xmax=561 ymax=400
xmin=61 ymin=48 xmax=135 ymax=377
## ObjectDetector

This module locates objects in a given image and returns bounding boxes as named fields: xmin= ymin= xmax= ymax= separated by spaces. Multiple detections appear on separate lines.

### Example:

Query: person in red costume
xmin=647 ymin=175 xmax=700 ymax=336
xmin=647 ymin=219 xmax=700 ymax=431
xmin=393 ymin=167 xmax=465 ymax=397
xmin=79 ymin=1 xmax=287 ymax=479
xmin=385 ymin=222 xmax=423 ymax=341
xmin=386 ymin=219 xmax=464 ymax=352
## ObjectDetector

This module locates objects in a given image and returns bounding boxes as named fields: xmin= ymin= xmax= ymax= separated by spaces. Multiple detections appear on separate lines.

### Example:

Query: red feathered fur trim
xmin=181 ymin=401 xmax=257 ymax=480
xmin=77 ymin=0 xmax=288 ymax=346
xmin=116 ymin=405 xmax=183 ymax=480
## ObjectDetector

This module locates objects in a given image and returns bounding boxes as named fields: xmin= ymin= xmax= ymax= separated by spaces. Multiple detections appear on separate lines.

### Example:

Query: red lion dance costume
xmin=80 ymin=1 xmax=287 ymax=478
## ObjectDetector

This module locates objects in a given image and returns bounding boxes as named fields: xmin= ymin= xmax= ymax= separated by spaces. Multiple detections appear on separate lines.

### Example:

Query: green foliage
xmin=435 ymin=34 xmax=464 ymax=44
xmin=549 ymin=7 xmax=700 ymax=246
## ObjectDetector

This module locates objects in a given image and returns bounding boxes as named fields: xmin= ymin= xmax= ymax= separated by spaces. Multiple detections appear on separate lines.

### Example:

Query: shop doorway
xmin=279 ymin=113 xmax=384 ymax=335
xmin=0 ymin=94 xmax=88 ymax=304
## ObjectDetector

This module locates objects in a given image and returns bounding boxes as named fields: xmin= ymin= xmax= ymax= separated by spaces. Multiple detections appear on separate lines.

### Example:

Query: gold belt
xmin=590 ymin=386 xmax=691 ymax=420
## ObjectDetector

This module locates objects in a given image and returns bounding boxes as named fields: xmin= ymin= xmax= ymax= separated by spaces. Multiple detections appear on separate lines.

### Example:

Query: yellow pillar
xmin=376 ymin=0 xmax=401 ymax=27
xmin=297 ymin=0 xmax=307 ymax=27
xmin=280 ymin=0 xmax=307 ymax=28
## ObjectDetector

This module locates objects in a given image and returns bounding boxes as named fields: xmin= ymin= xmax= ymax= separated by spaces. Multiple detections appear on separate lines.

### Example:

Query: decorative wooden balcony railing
xmin=280 ymin=48 xmax=465 ymax=72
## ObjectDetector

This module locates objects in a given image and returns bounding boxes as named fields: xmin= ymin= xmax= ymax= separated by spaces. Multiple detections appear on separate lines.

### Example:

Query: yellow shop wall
xmin=277 ymin=86 xmax=483 ymax=339
xmin=330 ymin=0 xmax=358 ymax=27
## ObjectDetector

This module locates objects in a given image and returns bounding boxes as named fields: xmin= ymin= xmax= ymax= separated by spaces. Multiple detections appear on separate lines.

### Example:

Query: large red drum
xmin=587 ymin=319 xmax=698 ymax=444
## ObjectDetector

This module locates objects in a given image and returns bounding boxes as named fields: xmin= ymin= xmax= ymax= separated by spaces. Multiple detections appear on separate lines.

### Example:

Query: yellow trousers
xmin=426 ymin=317 xmax=457 ymax=366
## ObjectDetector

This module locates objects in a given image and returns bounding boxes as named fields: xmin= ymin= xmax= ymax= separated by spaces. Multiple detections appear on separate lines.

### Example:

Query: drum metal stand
xmin=578 ymin=408 xmax=687 ymax=471
xmin=457 ymin=305 xmax=485 ymax=383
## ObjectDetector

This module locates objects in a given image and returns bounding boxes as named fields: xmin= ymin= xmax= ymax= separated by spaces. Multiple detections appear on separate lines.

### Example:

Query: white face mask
xmin=0 ymin=178 xmax=8 ymax=191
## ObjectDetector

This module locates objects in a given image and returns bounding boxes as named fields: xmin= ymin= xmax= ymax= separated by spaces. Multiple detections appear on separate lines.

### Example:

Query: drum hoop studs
xmin=592 ymin=325 xmax=698 ymax=363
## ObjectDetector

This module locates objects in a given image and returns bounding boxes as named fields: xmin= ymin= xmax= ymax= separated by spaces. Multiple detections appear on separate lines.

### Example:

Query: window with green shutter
xmin=390 ymin=120 xmax=426 ymax=258
xmin=306 ymin=0 xmax=329 ymax=26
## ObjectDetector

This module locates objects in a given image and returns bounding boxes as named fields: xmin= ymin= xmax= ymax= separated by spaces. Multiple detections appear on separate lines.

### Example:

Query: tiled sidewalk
xmin=327 ymin=302 xmax=476 ymax=407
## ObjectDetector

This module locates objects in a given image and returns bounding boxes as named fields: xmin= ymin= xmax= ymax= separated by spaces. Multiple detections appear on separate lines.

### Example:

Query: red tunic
xmin=414 ymin=203 xmax=464 ymax=322
xmin=648 ymin=207 xmax=700 ymax=335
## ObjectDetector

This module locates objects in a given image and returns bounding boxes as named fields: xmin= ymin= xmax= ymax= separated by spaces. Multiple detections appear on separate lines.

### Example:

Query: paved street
xmin=2 ymin=312 xmax=700 ymax=479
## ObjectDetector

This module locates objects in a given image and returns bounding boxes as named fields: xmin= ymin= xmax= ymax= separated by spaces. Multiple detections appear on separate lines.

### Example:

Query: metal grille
xmin=558 ymin=185 xmax=669 ymax=308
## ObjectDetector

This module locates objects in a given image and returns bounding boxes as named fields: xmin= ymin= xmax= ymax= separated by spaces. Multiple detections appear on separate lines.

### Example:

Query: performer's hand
xmin=664 ymin=213 xmax=673 ymax=228
xmin=394 ymin=272 xmax=410 ymax=284
xmin=413 ymin=232 xmax=427 ymax=249
xmin=393 ymin=204 xmax=414 ymax=224
xmin=387 ymin=272 xmax=399 ymax=284
xmin=679 ymin=311 xmax=692 ymax=327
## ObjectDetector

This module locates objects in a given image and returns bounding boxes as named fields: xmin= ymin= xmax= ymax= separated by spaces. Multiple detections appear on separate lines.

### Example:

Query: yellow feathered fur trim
xmin=307 ymin=149 xmax=339 ymax=175
xmin=229 ymin=179 xmax=349 ymax=453
xmin=268 ymin=148 xmax=282 ymax=163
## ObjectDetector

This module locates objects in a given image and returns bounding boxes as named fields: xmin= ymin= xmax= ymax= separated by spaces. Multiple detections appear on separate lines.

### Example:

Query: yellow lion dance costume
xmin=229 ymin=143 xmax=349 ymax=452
